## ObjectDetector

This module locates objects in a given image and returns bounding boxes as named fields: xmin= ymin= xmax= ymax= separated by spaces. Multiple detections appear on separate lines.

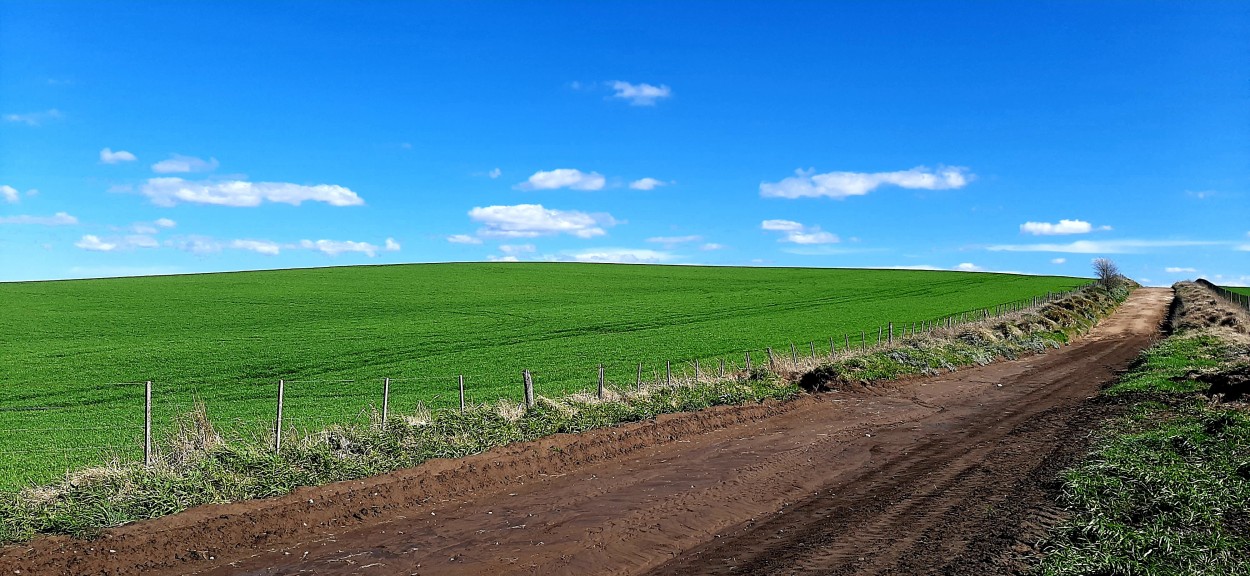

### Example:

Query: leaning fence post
xmin=789 ymin=342 xmax=797 ymax=364
xmin=144 ymin=380 xmax=152 ymax=466
xmin=597 ymin=364 xmax=605 ymax=399
xmin=382 ymin=377 xmax=391 ymax=429
xmin=523 ymin=370 xmax=534 ymax=408
xmin=459 ymin=374 xmax=465 ymax=412
xmin=766 ymin=347 xmax=775 ymax=371
xmin=745 ymin=351 xmax=752 ymax=372
xmin=274 ymin=379 xmax=285 ymax=453
xmin=636 ymin=362 xmax=643 ymax=390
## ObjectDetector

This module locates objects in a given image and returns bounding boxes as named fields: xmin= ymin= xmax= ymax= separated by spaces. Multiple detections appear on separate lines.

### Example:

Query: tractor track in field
xmin=0 ymin=288 xmax=1171 ymax=576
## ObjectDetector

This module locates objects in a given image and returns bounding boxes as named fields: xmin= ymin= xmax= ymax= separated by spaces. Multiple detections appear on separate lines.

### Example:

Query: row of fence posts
xmin=136 ymin=290 xmax=1074 ymax=461
xmin=1208 ymin=283 xmax=1250 ymax=311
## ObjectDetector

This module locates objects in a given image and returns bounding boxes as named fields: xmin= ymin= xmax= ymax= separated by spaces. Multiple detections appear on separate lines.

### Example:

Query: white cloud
xmin=100 ymin=148 xmax=137 ymax=164
xmin=955 ymin=262 xmax=983 ymax=272
xmin=1 ymin=185 xmax=20 ymax=204
xmin=610 ymin=81 xmax=672 ymax=106
xmin=489 ymin=168 xmax=502 ymax=179
xmin=299 ymin=239 xmax=387 ymax=257
xmin=1165 ymin=267 xmax=1197 ymax=273
xmin=761 ymin=166 xmax=972 ymax=199
xmin=516 ymin=169 xmax=606 ymax=191
xmin=987 ymin=239 xmax=1223 ymax=254
xmin=1019 ymin=219 xmax=1111 ymax=235
xmin=447 ymin=234 xmax=483 ymax=245
xmin=151 ymin=154 xmax=219 ymax=174
xmin=760 ymin=219 xmax=804 ymax=232
xmin=700 ymin=243 xmax=726 ymax=251
xmin=168 ymin=236 xmax=222 ymax=254
xmin=565 ymin=248 xmax=674 ymax=264
xmin=629 ymin=178 xmax=668 ymax=191
xmin=488 ymin=255 xmax=521 ymax=262
xmin=140 ymin=178 xmax=364 ymax=207
xmin=761 ymin=219 xmax=838 ymax=244
xmin=230 ymin=239 xmax=281 ymax=255
xmin=0 ymin=212 xmax=78 ymax=225
xmin=1051 ymin=258 xmax=1067 ymax=264
xmin=384 ymin=237 xmax=401 ymax=252
xmin=499 ymin=244 xmax=536 ymax=255
xmin=646 ymin=235 xmax=702 ymax=247
xmin=75 ymin=235 xmax=116 ymax=252
xmin=3 ymin=109 xmax=62 ymax=126
xmin=155 ymin=218 xmax=176 ymax=228
xmin=469 ymin=204 xmax=616 ymax=238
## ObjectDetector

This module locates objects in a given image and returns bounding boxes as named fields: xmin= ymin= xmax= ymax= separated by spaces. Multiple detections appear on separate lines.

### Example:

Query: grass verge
xmin=0 ymin=283 xmax=1130 ymax=545
xmin=1033 ymin=282 xmax=1250 ymax=576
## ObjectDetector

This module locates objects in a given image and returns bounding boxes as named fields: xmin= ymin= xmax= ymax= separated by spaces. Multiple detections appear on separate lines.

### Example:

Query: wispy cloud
xmin=610 ymin=81 xmax=672 ymax=106
xmin=761 ymin=166 xmax=972 ymax=199
xmin=3 ymin=109 xmax=62 ymax=126
xmin=987 ymin=239 xmax=1224 ymax=254
xmin=100 ymin=148 xmax=137 ymax=164
xmin=140 ymin=178 xmax=364 ymax=207
xmin=499 ymin=244 xmax=536 ymax=255
xmin=230 ymin=239 xmax=282 ymax=255
xmin=0 ymin=212 xmax=78 ymax=226
xmin=75 ymin=234 xmax=159 ymax=252
xmin=955 ymin=262 xmax=983 ymax=272
xmin=1051 ymin=258 xmax=1067 ymax=264
xmin=1 ymin=185 xmax=19 ymax=204
xmin=151 ymin=154 xmax=219 ymax=174
xmin=1019 ymin=219 xmax=1110 ymax=235
xmin=646 ymin=235 xmax=702 ymax=248
xmin=700 ymin=243 xmax=726 ymax=251
xmin=447 ymin=234 xmax=483 ymax=245
xmin=629 ymin=177 xmax=668 ymax=190
xmin=299 ymin=238 xmax=400 ymax=257
xmin=516 ymin=169 xmax=606 ymax=191
xmin=489 ymin=168 xmax=502 ymax=179
xmin=563 ymin=247 xmax=674 ymax=263
xmin=469 ymin=204 xmax=616 ymax=238
xmin=1165 ymin=267 xmax=1197 ymax=273
xmin=761 ymin=219 xmax=838 ymax=244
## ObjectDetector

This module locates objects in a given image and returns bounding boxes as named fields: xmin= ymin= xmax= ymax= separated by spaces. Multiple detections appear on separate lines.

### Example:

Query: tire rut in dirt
xmin=646 ymin=337 xmax=1146 ymax=576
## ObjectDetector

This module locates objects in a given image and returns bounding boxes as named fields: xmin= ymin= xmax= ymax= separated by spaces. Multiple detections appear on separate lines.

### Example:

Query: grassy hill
xmin=0 ymin=263 xmax=1085 ymax=488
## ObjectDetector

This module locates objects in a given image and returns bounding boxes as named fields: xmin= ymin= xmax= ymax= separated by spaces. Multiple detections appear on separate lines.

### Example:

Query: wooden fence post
xmin=144 ymin=380 xmax=152 ymax=467
xmin=888 ymin=323 xmax=893 ymax=346
xmin=767 ymin=347 xmax=775 ymax=371
xmin=382 ymin=377 xmax=391 ymax=429
xmin=861 ymin=331 xmax=866 ymax=351
xmin=719 ymin=358 xmax=725 ymax=378
xmin=274 ymin=379 xmax=285 ymax=453
xmin=666 ymin=361 xmax=672 ymax=385
xmin=694 ymin=358 xmax=701 ymax=380
xmin=790 ymin=342 xmax=797 ymax=364
xmin=459 ymin=374 xmax=466 ymax=412
xmin=810 ymin=341 xmax=816 ymax=360
xmin=523 ymin=370 xmax=534 ymax=408
xmin=745 ymin=351 xmax=752 ymax=372
xmin=636 ymin=362 xmax=643 ymax=390
xmin=597 ymin=364 xmax=605 ymax=399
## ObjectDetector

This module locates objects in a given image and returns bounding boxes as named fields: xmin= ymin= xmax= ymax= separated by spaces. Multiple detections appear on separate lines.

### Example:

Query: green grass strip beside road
xmin=1034 ymin=299 xmax=1250 ymax=575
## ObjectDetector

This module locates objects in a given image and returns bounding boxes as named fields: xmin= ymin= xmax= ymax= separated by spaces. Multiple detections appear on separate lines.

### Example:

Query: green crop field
xmin=0 ymin=263 xmax=1085 ymax=489
xmin=1225 ymin=286 xmax=1250 ymax=297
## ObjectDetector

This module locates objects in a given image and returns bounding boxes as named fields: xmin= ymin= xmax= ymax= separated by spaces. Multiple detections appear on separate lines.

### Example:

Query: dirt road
xmin=1 ymin=289 xmax=1171 ymax=576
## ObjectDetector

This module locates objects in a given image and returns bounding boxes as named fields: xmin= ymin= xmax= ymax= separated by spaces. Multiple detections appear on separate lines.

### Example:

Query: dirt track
xmin=0 ymin=288 xmax=1171 ymax=576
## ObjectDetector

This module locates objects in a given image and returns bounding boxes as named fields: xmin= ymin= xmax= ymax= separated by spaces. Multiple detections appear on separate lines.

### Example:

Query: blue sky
xmin=1 ymin=1 xmax=1247 ymax=285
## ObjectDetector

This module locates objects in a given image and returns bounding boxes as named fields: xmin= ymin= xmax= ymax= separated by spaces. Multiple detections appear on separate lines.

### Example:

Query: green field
xmin=1225 ymin=286 xmax=1250 ymax=297
xmin=1 ymin=263 xmax=1085 ymax=489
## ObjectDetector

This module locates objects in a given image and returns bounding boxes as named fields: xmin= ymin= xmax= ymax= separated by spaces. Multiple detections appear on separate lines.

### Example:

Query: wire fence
xmin=1201 ymin=279 xmax=1250 ymax=312
xmin=0 ymin=288 xmax=1080 ymax=490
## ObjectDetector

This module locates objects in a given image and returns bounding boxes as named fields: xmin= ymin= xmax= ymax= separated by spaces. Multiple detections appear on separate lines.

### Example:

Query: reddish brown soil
xmin=0 ymin=289 xmax=1172 ymax=576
